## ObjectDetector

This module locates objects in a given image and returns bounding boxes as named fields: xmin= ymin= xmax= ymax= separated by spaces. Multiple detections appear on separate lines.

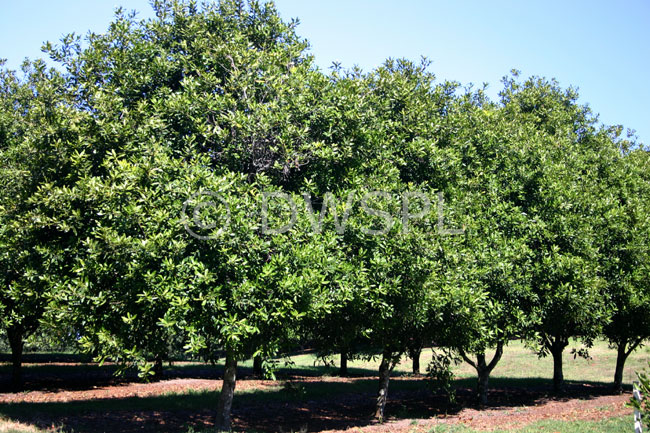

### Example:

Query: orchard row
xmin=1 ymin=1 xmax=648 ymax=429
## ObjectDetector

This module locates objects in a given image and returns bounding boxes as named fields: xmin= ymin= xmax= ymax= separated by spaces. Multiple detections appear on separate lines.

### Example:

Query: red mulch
xmin=0 ymin=368 xmax=633 ymax=432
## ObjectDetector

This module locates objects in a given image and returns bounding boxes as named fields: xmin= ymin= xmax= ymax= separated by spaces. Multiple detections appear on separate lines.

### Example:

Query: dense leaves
xmin=1 ymin=0 xmax=649 ymax=428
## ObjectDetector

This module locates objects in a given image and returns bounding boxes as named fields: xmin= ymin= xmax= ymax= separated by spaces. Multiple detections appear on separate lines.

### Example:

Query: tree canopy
xmin=1 ymin=0 xmax=649 ymax=428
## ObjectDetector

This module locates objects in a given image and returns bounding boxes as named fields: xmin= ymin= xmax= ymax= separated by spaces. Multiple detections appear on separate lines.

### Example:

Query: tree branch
xmin=458 ymin=349 xmax=477 ymax=370
xmin=487 ymin=342 xmax=504 ymax=373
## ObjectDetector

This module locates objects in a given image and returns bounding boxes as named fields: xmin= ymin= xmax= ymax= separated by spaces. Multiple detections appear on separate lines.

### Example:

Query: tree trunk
xmin=8 ymin=327 xmax=24 ymax=390
xmin=477 ymin=365 xmax=490 ymax=405
xmin=613 ymin=343 xmax=627 ymax=393
xmin=613 ymin=339 xmax=642 ymax=393
xmin=216 ymin=348 xmax=238 ymax=431
xmin=550 ymin=338 xmax=567 ymax=393
xmin=253 ymin=355 xmax=263 ymax=376
xmin=339 ymin=351 xmax=348 ymax=376
xmin=374 ymin=351 xmax=393 ymax=422
xmin=461 ymin=343 xmax=503 ymax=405
xmin=153 ymin=355 xmax=164 ymax=380
xmin=476 ymin=352 xmax=489 ymax=406
xmin=411 ymin=347 xmax=421 ymax=375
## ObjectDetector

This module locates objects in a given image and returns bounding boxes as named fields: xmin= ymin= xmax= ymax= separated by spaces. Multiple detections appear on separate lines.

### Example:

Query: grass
xmin=426 ymin=416 xmax=631 ymax=432
xmin=326 ymin=339 xmax=647 ymax=385
xmin=4 ymin=339 xmax=649 ymax=385
xmin=285 ymin=339 xmax=650 ymax=385
xmin=3 ymin=416 xmax=634 ymax=433
xmin=0 ymin=417 xmax=633 ymax=433
xmin=0 ymin=417 xmax=56 ymax=433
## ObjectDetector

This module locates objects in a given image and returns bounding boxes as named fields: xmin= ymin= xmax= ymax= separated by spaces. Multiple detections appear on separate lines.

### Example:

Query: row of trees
xmin=1 ymin=0 xmax=649 ymax=429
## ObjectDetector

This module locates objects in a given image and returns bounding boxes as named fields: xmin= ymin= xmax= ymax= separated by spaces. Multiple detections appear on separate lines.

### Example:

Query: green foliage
xmin=0 ymin=58 xmax=89 ymax=371
xmin=601 ymin=147 xmax=650 ymax=352
xmin=1 ymin=0 xmax=649 ymax=424
xmin=426 ymin=349 xmax=458 ymax=405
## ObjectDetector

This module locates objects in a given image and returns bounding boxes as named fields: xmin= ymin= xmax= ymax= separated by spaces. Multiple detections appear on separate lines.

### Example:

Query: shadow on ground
xmin=0 ymin=369 xmax=625 ymax=433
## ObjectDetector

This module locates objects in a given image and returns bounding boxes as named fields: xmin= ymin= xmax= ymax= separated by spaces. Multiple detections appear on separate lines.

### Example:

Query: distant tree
xmin=299 ymin=58 xmax=453 ymax=421
xmin=347 ymin=198 xmax=436 ymax=422
xmin=420 ymin=89 xmax=538 ymax=405
xmin=39 ymin=146 xmax=203 ymax=379
xmin=0 ymin=60 xmax=87 ymax=388
xmin=500 ymin=74 xmax=612 ymax=393
xmin=304 ymin=263 xmax=369 ymax=377
xmin=597 ymin=143 xmax=650 ymax=391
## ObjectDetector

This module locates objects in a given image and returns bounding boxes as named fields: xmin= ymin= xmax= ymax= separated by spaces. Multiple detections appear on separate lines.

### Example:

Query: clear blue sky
xmin=1 ymin=1 xmax=648 ymax=144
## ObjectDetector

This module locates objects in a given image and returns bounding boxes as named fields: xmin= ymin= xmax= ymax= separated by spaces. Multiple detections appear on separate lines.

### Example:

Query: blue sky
xmin=1 ymin=1 xmax=648 ymax=144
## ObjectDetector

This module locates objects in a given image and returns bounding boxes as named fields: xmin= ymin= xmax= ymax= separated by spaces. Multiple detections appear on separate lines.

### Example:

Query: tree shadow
xmin=0 ymin=360 xmax=393 ymax=393
xmin=0 ymin=375 xmax=626 ymax=433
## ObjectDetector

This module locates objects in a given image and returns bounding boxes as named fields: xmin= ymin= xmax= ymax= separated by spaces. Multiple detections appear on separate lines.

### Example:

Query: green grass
xmin=426 ymin=416 xmax=631 ymax=432
xmin=1 ymin=417 xmax=632 ymax=433
xmin=283 ymin=339 xmax=650 ymax=385
xmin=4 ymin=339 xmax=649 ymax=386
xmin=0 ymin=416 xmax=59 ymax=433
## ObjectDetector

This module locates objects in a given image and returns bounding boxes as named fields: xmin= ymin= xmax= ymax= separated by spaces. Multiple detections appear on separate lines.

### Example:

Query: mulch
xmin=0 ymin=368 xmax=633 ymax=432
